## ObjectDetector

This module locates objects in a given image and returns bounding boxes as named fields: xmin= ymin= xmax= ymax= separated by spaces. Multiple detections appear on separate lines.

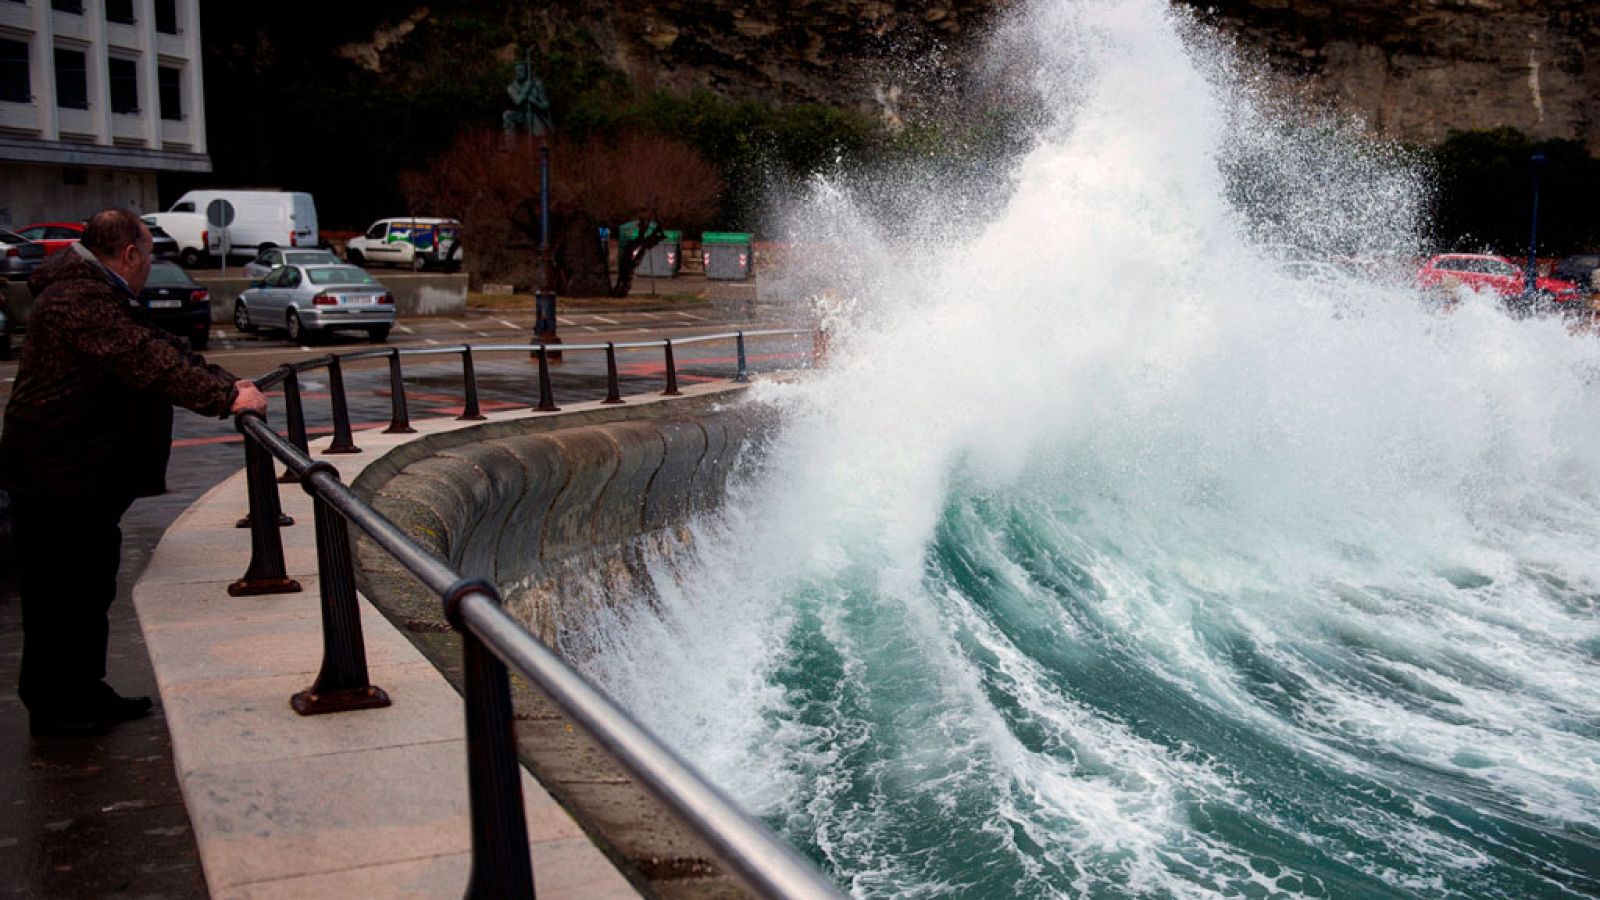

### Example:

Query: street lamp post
xmin=1523 ymin=150 xmax=1548 ymax=307
xmin=533 ymin=144 xmax=561 ymax=359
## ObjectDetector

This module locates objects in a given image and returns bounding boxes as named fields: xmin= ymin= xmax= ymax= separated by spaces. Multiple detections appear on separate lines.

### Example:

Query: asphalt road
xmin=0 ymin=301 xmax=812 ymax=899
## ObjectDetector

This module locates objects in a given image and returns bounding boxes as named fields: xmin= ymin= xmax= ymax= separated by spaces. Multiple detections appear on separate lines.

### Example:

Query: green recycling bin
xmin=702 ymin=232 xmax=752 ymax=280
xmin=621 ymin=221 xmax=680 ymax=278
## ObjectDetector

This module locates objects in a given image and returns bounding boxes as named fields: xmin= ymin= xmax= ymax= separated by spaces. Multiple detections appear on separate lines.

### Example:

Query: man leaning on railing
xmin=0 ymin=209 xmax=267 ymax=738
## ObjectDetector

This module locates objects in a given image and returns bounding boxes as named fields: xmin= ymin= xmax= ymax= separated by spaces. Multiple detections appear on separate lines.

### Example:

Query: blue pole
xmin=1525 ymin=151 xmax=1547 ymax=303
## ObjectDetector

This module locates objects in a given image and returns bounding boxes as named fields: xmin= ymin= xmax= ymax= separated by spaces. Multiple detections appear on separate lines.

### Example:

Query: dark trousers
xmin=13 ymin=491 xmax=136 ymax=714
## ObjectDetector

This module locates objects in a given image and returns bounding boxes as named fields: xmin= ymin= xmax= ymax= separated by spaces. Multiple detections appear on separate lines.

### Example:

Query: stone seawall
xmin=348 ymin=387 xmax=775 ymax=895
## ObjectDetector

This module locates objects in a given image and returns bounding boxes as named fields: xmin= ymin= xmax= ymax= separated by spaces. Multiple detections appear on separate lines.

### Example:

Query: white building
xmin=0 ymin=0 xmax=206 ymax=229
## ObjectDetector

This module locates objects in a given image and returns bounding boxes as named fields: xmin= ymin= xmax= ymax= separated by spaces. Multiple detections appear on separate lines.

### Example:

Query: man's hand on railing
xmin=232 ymin=380 xmax=268 ymax=416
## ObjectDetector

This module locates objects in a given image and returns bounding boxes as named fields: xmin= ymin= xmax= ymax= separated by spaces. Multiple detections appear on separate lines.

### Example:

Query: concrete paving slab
xmin=181 ymin=739 xmax=585 ymax=889
xmin=159 ymin=661 xmax=462 ymax=774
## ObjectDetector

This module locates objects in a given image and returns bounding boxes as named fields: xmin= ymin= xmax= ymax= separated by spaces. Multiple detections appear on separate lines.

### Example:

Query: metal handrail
xmin=230 ymin=329 xmax=841 ymax=899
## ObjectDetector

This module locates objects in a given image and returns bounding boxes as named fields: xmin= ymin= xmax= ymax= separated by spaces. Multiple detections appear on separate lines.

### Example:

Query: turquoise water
xmin=577 ymin=1 xmax=1600 ymax=895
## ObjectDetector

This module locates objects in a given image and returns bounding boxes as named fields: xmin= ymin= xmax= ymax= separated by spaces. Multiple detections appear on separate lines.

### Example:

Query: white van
xmin=165 ymin=190 xmax=319 ymax=258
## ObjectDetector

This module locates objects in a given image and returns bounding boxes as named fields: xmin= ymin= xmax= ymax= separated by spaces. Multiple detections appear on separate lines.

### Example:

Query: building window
xmin=154 ymin=0 xmax=177 ymax=35
xmin=54 ymin=47 xmax=87 ymax=110
xmin=105 ymin=0 xmax=135 ymax=24
xmin=51 ymin=0 xmax=85 ymax=13
xmin=109 ymin=57 xmax=137 ymax=113
xmin=157 ymin=65 xmax=181 ymax=120
xmin=62 ymin=167 xmax=88 ymax=186
xmin=0 ymin=39 xmax=28 ymax=104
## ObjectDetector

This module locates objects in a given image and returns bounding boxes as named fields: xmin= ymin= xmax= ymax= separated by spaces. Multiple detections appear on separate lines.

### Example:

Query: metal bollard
xmin=459 ymin=346 xmax=487 ymax=421
xmin=446 ymin=581 xmax=536 ymax=900
xmin=602 ymin=342 xmax=624 ymax=405
xmin=290 ymin=461 xmax=391 ymax=716
xmin=324 ymin=355 xmax=361 ymax=454
xmin=661 ymin=339 xmax=681 ymax=396
xmin=734 ymin=330 xmax=750 ymax=383
xmin=229 ymin=422 xmax=303 ymax=597
xmin=534 ymin=344 xmax=559 ymax=412
xmin=278 ymin=366 xmax=311 ymax=484
xmin=383 ymin=349 xmax=416 ymax=434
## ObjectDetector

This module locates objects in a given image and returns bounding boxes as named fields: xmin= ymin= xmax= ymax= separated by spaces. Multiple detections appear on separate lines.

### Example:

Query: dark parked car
xmin=136 ymin=261 xmax=212 ymax=350
xmin=1553 ymin=254 xmax=1600 ymax=294
xmin=148 ymin=225 xmax=180 ymax=261
xmin=0 ymin=229 xmax=46 ymax=282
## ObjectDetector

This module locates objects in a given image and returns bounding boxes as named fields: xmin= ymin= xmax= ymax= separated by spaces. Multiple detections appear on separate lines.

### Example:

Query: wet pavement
xmin=0 ymin=302 xmax=811 ymax=898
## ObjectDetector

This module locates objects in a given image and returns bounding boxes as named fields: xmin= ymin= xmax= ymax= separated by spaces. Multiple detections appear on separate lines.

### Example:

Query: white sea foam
xmin=580 ymin=0 xmax=1600 ymax=895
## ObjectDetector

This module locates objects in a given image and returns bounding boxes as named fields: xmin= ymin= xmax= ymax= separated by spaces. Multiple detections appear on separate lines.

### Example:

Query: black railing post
xmin=603 ymin=342 xmax=624 ymax=404
xmin=534 ymin=344 xmax=559 ymax=412
xmin=229 ymin=421 xmax=303 ymax=597
xmin=662 ymin=339 xmax=681 ymax=396
xmin=383 ymin=349 xmax=416 ymax=434
xmin=324 ymin=354 xmax=361 ymax=454
xmin=278 ymin=366 xmax=310 ymax=484
xmin=446 ymin=582 xmax=536 ymax=900
xmin=734 ymin=330 xmax=750 ymax=383
xmin=290 ymin=461 xmax=392 ymax=716
xmin=459 ymin=345 xmax=486 ymax=421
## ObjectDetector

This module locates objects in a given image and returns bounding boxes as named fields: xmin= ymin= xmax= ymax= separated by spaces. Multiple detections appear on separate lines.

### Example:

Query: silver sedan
xmin=241 ymin=247 xmax=340 ymax=281
xmin=233 ymin=264 xmax=395 ymax=343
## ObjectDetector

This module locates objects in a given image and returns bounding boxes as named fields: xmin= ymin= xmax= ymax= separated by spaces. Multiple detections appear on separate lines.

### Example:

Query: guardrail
xmin=229 ymin=331 xmax=840 ymax=899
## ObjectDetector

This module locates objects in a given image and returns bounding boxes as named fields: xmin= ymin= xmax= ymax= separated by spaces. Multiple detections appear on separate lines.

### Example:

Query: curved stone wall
xmin=348 ymin=387 xmax=777 ymax=896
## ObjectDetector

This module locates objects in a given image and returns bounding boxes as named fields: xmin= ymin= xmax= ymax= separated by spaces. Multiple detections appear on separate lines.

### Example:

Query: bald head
xmin=82 ymin=208 xmax=153 ymax=293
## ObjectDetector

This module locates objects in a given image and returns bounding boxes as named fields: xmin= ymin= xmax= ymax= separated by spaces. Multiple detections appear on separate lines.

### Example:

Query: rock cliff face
xmin=460 ymin=0 xmax=1597 ymax=151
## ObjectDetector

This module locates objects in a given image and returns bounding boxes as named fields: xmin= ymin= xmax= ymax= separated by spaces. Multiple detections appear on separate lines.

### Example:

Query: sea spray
xmin=579 ymin=0 xmax=1600 ymax=895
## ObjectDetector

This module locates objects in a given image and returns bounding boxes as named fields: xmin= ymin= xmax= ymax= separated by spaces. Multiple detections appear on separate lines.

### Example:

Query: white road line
xmin=592 ymin=316 xmax=618 ymax=325
xmin=424 ymin=338 xmax=441 ymax=345
xmin=639 ymin=312 xmax=662 ymax=320
xmin=395 ymin=324 xmax=416 ymax=334
xmin=474 ymin=331 xmax=491 ymax=337
xmin=557 ymin=317 xmax=575 ymax=326
xmin=452 ymin=320 xmax=471 ymax=330
xmin=494 ymin=318 xmax=519 ymax=329
xmin=583 ymin=326 xmax=599 ymax=332
xmin=675 ymin=311 xmax=703 ymax=320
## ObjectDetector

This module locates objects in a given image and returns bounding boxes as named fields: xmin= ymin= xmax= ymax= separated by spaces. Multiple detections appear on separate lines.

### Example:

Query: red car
xmin=1418 ymin=253 xmax=1584 ymax=311
xmin=15 ymin=222 xmax=83 ymax=256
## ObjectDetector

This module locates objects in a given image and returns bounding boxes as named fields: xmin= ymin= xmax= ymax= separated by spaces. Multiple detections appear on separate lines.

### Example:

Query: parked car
xmin=160 ymin=190 xmax=319 ymax=259
xmin=344 ymin=218 xmax=463 ymax=272
xmin=0 ymin=229 xmax=46 ymax=281
xmin=142 ymin=212 xmax=208 ymax=267
xmin=1417 ymin=253 xmax=1584 ymax=313
xmin=135 ymin=261 xmax=212 ymax=350
xmin=148 ymin=225 xmax=180 ymax=260
xmin=15 ymin=222 xmax=83 ymax=256
xmin=233 ymin=264 xmax=394 ymax=343
xmin=242 ymin=247 xmax=340 ymax=281
xmin=1553 ymin=254 xmax=1600 ymax=295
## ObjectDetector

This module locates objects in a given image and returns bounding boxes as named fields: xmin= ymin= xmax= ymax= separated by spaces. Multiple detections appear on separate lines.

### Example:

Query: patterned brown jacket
xmin=0 ymin=245 xmax=238 ymax=499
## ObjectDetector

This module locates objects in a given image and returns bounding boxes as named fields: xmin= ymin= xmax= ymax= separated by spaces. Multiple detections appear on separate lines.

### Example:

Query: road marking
xmin=639 ymin=312 xmax=662 ymax=320
xmin=675 ymin=311 xmax=704 ymax=320
xmin=583 ymin=326 xmax=599 ymax=332
xmin=395 ymin=324 xmax=415 ymax=334
xmin=452 ymin=320 xmax=471 ymax=330
xmin=557 ymin=317 xmax=575 ymax=326
xmin=424 ymin=338 xmax=440 ymax=345
xmin=494 ymin=318 xmax=519 ymax=329
xmin=474 ymin=331 xmax=491 ymax=337
xmin=592 ymin=315 xmax=618 ymax=325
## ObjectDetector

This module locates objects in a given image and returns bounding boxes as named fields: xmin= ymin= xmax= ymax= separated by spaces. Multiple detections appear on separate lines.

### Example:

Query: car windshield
xmin=306 ymin=266 xmax=376 ymax=286
xmin=285 ymin=251 xmax=337 ymax=264
xmin=144 ymin=262 xmax=194 ymax=287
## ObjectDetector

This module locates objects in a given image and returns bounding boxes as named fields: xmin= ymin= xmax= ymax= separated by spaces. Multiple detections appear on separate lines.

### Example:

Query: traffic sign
xmin=205 ymin=198 xmax=235 ymax=229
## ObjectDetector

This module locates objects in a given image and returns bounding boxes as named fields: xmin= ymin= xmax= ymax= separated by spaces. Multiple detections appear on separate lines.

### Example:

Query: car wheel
xmin=411 ymin=255 xmax=426 ymax=272
xmin=367 ymin=325 xmax=390 ymax=343
xmin=286 ymin=309 xmax=305 ymax=343
xmin=180 ymin=247 xmax=203 ymax=269
xmin=191 ymin=331 xmax=209 ymax=352
xmin=233 ymin=301 xmax=256 ymax=333
xmin=347 ymin=250 xmax=365 ymax=266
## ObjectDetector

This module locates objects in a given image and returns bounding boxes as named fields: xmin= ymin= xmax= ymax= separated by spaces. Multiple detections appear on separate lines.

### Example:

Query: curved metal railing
xmin=228 ymin=329 xmax=841 ymax=899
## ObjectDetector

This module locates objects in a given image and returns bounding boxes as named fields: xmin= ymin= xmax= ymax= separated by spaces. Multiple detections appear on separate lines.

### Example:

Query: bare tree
xmin=402 ymin=128 xmax=723 ymax=296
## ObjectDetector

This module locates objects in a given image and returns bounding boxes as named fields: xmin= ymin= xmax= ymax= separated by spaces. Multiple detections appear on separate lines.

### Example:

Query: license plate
xmin=149 ymin=298 xmax=182 ymax=308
